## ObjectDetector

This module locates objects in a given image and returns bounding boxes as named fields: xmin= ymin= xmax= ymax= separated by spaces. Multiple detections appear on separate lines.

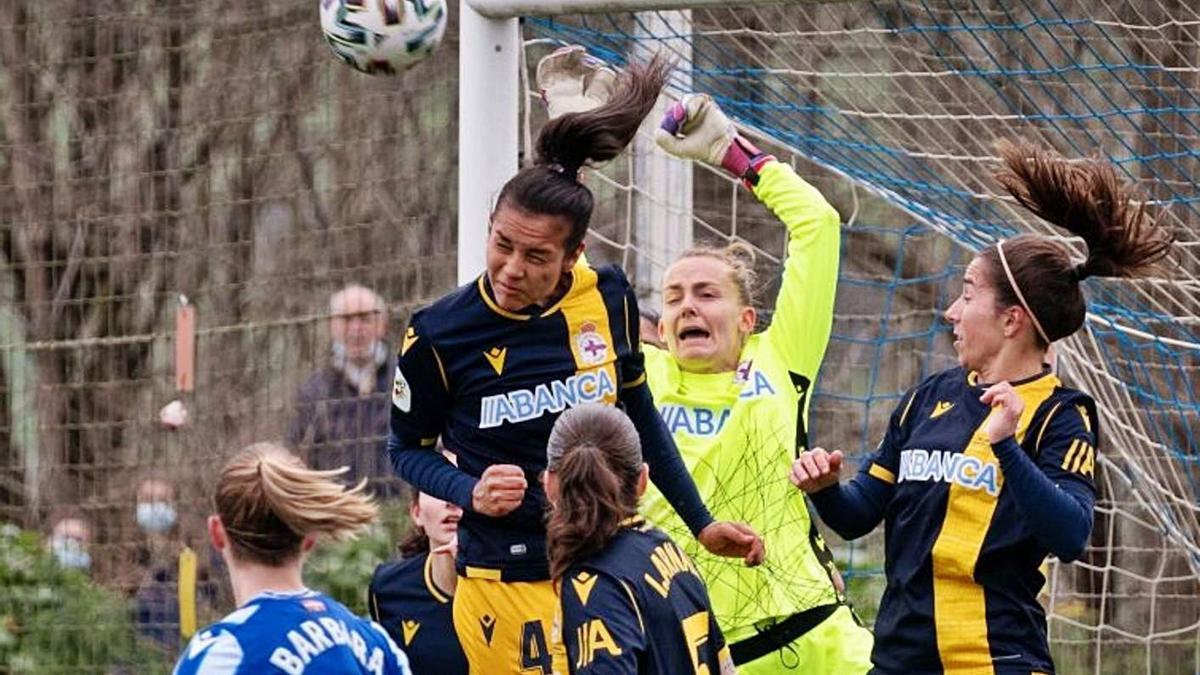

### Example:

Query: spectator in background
xmin=48 ymin=514 xmax=92 ymax=572
xmin=289 ymin=284 xmax=401 ymax=498
xmin=132 ymin=476 xmax=184 ymax=649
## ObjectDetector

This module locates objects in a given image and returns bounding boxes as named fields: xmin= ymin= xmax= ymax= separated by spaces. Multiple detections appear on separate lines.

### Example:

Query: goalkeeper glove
xmin=537 ymin=45 xmax=618 ymax=120
xmin=655 ymin=93 xmax=774 ymax=188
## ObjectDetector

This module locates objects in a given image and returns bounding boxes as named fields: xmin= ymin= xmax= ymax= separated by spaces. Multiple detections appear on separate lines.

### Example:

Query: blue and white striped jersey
xmin=173 ymin=588 xmax=411 ymax=675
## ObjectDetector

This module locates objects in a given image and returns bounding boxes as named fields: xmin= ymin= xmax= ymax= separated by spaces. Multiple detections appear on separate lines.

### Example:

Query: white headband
xmin=996 ymin=240 xmax=1052 ymax=346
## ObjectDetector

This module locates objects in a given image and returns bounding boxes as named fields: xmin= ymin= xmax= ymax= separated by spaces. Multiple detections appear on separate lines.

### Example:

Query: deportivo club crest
xmin=575 ymin=322 xmax=609 ymax=366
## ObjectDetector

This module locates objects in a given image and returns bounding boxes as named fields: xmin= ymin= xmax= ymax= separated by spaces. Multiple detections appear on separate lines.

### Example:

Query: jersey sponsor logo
xmin=479 ymin=614 xmax=497 ymax=646
xmin=484 ymin=346 xmax=507 ymax=376
xmin=930 ymin=401 xmax=955 ymax=418
xmin=479 ymin=369 xmax=617 ymax=428
xmin=401 ymin=619 xmax=420 ymax=646
xmin=898 ymin=448 xmax=999 ymax=496
xmin=392 ymin=366 xmax=412 ymax=413
xmin=572 ymin=571 xmax=599 ymax=605
xmin=575 ymin=322 xmax=609 ymax=366
xmin=643 ymin=540 xmax=702 ymax=599
xmin=268 ymin=617 xmax=389 ymax=675
xmin=574 ymin=618 xmax=622 ymax=669
xmin=659 ymin=405 xmax=731 ymax=438
xmin=301 ymin=599 xmax=327 ymax=613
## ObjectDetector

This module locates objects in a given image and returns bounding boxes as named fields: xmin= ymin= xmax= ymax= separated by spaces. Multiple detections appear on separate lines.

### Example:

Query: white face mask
xmin=137 ymin=502 xmax=177 ymax=533
xmin=51 ymin=537 xmax=91 ymax=570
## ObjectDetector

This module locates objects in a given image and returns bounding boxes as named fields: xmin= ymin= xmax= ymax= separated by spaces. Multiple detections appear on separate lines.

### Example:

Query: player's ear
xmin=543 ymin=470 xmax=560 ymax=507
xmin=409 ymin=496 xmax=422 ymax=524
xmin=635 ymin=463 xmax=649 ymax=498
xmin=300 ymin=534 xmax=317 ymax=554
xmin=739 ymin=305 xmax=757 ymax=335
xmin=563 ymin=242 xmax=586 ymax=274
xmin=207 ymin=515 xmax=226 ymax=552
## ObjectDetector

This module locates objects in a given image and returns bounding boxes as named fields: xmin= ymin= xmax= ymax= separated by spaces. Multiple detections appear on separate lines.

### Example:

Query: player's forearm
xmin=808 ymin=473 xmax=891 ymax=540
xmin=992 ymin=437 xmax=1094 ymax=561
xmin=624 ymin=385 xmax=714 ymax=535
xmin=387 ymin=433 xmax=475 ymax=509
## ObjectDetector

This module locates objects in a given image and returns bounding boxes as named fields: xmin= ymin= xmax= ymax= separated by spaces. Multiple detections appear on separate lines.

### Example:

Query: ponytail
xmin=216 ymin=443 xmax=378 ymax=566
xmin=494 ymin=54 xmax=673 ymax=252
xmin=546 ymin=444 xmax=631 ymax=580
xmin=544 ymin=404 xmax=643 ymax=580
xmin=980 ymin=140 xmax=1175 ymax=345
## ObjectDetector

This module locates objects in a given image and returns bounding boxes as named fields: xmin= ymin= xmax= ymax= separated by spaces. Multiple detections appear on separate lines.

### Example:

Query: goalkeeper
xmin=541 ymin=61 xmax=871 ymax=669
xmin=634 ymin=94 xmax=874 ymax=673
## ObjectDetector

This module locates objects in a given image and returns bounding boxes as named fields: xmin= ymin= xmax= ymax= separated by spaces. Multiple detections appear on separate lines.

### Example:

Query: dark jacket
xmin=287 ymin=355 xmax=403 ymax=498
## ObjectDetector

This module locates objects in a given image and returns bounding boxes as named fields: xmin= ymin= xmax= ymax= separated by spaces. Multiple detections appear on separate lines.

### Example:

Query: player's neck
xmin=228 ymin=560 xmax=307 ymax=607
xmin=976 ymin=344 xmax=1047 ymax=386
xmin=429 ymin=550 xmax=457 ymax=596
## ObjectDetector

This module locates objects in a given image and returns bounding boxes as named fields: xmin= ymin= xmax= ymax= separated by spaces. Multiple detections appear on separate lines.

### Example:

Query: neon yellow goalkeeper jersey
xmin=640 ymin=160 xmax=842 ymax=643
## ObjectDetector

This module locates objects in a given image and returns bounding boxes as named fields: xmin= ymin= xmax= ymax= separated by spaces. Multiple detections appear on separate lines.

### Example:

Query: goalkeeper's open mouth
xmin=677 ymin=327 xmax=712 ymax=344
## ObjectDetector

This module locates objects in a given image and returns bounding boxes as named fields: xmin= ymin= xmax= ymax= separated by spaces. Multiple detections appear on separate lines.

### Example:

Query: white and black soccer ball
xmin=319 ymin=0 xmax=447 ymax=75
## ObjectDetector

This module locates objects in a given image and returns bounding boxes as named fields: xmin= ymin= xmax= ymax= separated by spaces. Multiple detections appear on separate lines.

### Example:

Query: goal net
xmin=521 ymin=1 xmax=1199 ymax=671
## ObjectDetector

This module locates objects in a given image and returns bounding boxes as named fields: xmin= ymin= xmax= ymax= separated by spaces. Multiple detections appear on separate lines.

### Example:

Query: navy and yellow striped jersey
xmin=862 ymin=368 xmax=1097 ymax=674
xmin=390 ymin=264 xmax=680 ymax=582
xmin=560 ymin=517 xmax=734 ymax=675
xmin=369 ymin=553 xmax=467 ymax=675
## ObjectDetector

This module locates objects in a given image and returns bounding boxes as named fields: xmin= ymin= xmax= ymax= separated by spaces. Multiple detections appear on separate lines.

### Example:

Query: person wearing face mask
xmin=48 ymin=515 xmax=93 ymax=572
xmin=132 ymin=477 xmax=188 ymax=650
xmin=791 ymin=141 xmax=1174 ymax=675
xmin=369 ymin=488 xmax=467 ymax=674
xmin=289 ymin=285 xmax=402 ymax=498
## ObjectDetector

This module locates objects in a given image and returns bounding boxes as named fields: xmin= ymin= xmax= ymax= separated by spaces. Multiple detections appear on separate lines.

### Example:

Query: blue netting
xmin=527 ymin=1 xmax=1200 ymax=512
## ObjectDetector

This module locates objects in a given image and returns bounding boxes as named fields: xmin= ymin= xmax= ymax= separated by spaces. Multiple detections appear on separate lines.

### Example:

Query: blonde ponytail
xmin=216 ymin=443 xmax=378 ymax=566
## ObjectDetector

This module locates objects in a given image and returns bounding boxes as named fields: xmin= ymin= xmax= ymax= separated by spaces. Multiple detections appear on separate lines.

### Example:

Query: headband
xmin=996 ymin=240 xmax=1052 ymax=345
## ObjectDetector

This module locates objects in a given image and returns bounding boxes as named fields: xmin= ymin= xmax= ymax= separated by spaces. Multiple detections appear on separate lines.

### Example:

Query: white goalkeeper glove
xmin=654 ymin=93 xmax=774 ymax=188
xmin=536 ymin=45 xmax=618 ymax=120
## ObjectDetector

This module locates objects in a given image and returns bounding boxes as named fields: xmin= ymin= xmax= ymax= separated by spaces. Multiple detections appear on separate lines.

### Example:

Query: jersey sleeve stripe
xmin=869 ymin=463 xmax=897 ymax=484
xmin=621 ymin=373 xmax=647 ymax=389
xmin=430 ymin=345 xmax=450 ymax=391
xmin=898 ymin=391 xmax=918 ymax=427
xmin=623 ymin=294 xmax=633 ymax=351
xmin=617 ymin=579 xmax=645 ymax=636
xmin=1034 ymin=401 xmax=1064 ymax=456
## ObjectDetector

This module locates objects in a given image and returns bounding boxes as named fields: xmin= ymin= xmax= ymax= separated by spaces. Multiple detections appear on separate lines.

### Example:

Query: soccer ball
xmin=319 ymin=0 xmax=447 ymax=75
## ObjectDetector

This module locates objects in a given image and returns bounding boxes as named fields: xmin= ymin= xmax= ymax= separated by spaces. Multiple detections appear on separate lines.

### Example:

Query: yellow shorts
xmin=452 ymin=575 xmax=568 ymax=675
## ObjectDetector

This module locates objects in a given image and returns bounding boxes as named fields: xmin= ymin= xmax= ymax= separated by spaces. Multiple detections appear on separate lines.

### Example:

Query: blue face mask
xmin=51 ymin=537 xmax=91 ymax=571
xmin=137 ymin=502 xmax=177 ymax=534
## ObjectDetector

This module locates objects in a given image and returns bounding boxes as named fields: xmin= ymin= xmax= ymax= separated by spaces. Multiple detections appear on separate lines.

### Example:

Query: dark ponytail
xmin=981 ymin=140 xmax=1175 ymax=345
xmin=545 ymin=404 xmax=643 ymax=580
xmin=493 ymin=53 xmax=673 ymax=252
